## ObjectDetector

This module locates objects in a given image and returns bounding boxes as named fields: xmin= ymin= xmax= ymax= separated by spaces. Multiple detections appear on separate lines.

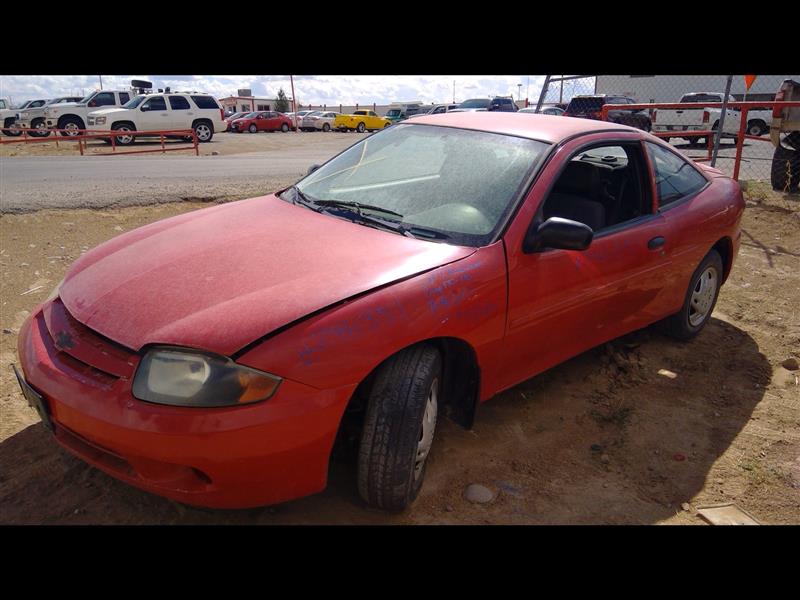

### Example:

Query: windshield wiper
xmin=312 ymin=199 xmax=404 ymax=219
xmin=284 ymin=185 xmax=323 ymax=212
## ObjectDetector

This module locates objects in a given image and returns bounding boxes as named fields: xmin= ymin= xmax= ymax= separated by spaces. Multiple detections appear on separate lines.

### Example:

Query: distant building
xmin=595 ymin=75 xmax=800 ymax=103
xmin=219 ymin=94 xmax=292 ymax=113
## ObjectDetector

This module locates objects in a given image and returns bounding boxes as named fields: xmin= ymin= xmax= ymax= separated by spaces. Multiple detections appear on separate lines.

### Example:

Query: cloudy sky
xmin=0 ymin=75 xmax=568 ymax=105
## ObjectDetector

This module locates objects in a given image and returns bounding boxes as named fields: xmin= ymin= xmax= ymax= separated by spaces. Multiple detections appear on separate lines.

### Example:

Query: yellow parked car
xmin=335 ymin=110 xmax=393 ymax=133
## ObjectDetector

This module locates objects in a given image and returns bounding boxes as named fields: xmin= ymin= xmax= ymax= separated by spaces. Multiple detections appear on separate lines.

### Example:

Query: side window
xmin=168 ymin=96 xmax=191 ymax=110
xmin=191 ymin=95 xmax=220 ymax=110
xmin=540 ymin=144 xmax=652 ymax=233
xmin=93 ymin=92 xmax=116 ymax=107
xmin=645 ymin=142 xmax=708 ymax=207
xmin=0 ymin=100 xmax=6 ymax=109
xmin=142 ymin=96 xmax=167 ymax=111
xmin=119 ymin=92 xmax=130 ymax=104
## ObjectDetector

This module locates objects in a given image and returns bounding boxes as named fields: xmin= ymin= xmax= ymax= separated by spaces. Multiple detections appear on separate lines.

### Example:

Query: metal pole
xmin=535 ymin=75 xmax=551 ymax=113
xmin=711 ymin=75 xmax=733 ymax=167
xmin=99 ymin=75 xmax=103 ymax=90
xmin=453 ymin=80 xmax=456 ymax=104
xmin=290 ymin=75 xmax=298 ymax=133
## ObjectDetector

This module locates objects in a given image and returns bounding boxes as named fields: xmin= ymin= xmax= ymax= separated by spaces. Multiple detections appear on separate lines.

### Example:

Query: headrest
xmin=554 ymin=160 xmax=600 ymax=196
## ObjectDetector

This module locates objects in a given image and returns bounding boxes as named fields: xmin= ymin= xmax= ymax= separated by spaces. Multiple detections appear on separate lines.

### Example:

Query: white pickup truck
xmin=1 ymin=97 xmax=22 ymax=136
xmin=44 ymin=89 xmax=132 ymax=135
xmin=652 ymin=92 xmax=741 ymax=146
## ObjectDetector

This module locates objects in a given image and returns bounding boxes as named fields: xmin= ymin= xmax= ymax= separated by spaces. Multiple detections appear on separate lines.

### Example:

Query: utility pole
xmin=99 ymin=75 xmax=103 ymax=90
xmin=290 ymin=75 xmax=298 ymax=133
xmin=517 ymin=83 xmax=522 ymax=102
xmin=453 ymin=80 xmax=455 ymax=104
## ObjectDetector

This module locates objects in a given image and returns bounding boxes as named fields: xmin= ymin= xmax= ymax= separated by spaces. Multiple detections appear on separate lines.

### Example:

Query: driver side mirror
xmin=523 ymin=217 xmax=594 ymax=254
xmin=307 ymin=164 xmax=321 ymax=176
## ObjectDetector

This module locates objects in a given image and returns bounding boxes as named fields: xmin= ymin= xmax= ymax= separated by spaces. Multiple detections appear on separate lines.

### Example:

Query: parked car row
xmin=3 ymin=84 xmax=227 ymax=145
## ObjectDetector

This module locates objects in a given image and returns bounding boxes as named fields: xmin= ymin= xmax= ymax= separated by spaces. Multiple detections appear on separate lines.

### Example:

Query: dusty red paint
xmin=17 ymin=114 xmax=745 ymax=508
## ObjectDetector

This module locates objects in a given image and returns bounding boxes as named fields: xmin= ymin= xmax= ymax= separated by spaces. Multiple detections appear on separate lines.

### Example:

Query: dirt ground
xmin=0 ymin=130 xmax=364 ymax=158
xmin=0 ymin=184 xmax=798 ymax=525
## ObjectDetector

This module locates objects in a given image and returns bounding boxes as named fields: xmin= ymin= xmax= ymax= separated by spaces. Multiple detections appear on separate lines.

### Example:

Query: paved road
xmin=1 ymin=141 xmax=355 ymax=212
xmin=0 ymin=134 xmax=774 ymax=213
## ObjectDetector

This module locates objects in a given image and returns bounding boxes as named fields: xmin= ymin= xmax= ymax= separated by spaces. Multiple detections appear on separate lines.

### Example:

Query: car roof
xmin=403 ymin=112 xmax=636 ymax=143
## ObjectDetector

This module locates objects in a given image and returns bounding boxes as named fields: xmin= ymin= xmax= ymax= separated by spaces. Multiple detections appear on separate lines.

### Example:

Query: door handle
xmin=648 ymin=236 xmax=666 ymax=250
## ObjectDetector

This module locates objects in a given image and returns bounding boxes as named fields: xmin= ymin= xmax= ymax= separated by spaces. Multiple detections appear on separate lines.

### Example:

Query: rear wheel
xmin=661 ymin=249 xmax=723 ymax=340
xmin=748 ymin=120 xmax=766 ymax=137
xmin=3 ymin=118 xmax=22 ymax=136
xmin=357 ymin=344 xmax=442 ymax=511
xmin=194 ymin=121 xmax=213 ymax=142
xmin=281 ymin=122 xmax=289 ymax=132
xmin=771 ymin=143 xmax=800 ymax=192
xmin=383 ymin=122 xmax=392 ymax=128
xmin=30 ymin=119 xmax=50 ymax=137
xmin=322 ymin=122 xmax=330 ymax=132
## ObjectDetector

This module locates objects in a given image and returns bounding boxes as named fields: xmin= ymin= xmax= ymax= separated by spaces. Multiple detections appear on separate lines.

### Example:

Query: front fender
xmin=236 ymin=243 xmax=508 ymax=401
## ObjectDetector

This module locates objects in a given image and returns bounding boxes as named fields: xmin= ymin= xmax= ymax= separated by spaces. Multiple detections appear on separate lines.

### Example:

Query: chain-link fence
xmin=535 ymin=75 xmax=800 ymax=187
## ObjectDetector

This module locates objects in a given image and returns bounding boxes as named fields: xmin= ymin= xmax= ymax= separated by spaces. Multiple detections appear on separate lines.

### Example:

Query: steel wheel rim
xmin=197 ymin=125 xmax=211 ymax=140
xmin=688 ymin=266 xmax=717 ymax=327
xmin=413 ymin=378 xmax=438 ymax=481
xmin=748 ymin=124 xmax=761 ymax=136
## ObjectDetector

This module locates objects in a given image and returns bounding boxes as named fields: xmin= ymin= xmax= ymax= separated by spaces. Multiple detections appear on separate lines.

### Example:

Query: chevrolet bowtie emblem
xmin=55 ymin=330 xmax=75 ymax=349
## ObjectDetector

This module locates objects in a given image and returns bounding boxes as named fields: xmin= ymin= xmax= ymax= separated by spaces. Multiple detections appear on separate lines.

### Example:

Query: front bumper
xmin=16 ymin=302 xmax=356 ymax=508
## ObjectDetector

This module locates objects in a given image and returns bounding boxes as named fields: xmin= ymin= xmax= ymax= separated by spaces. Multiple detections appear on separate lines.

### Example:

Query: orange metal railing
xmin=0 ymin=127 xmax=199 ymax=156
xmin=600 ymin=100 xmax=800 ymax=180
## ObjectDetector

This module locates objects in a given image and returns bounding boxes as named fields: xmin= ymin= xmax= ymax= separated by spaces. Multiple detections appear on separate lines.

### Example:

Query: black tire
xmin=770 ymin=144 xmax=800 ymax=192
xmin=661 ymin=249 xmax=723 ymax=341
xmin=688 ymin=136 xmax=701 ymax=147
xmin=249 ymin=124 xmax=257 ymax=133
xmin=111 ymin=122 xmax=136 ymax=146
xmin=281 ymin=122 xmax=289 ymax=132
xmin=661 ymin=137 xmax=671 ymax=144
xmin=59 ymin=116 xmax=84 ymax=137
xmin=747 ymin=120 xmax=766 ymax=137
xmin=322 ymin=122 xmax=330 ymax=132
xmin=193 ymin=120 xmax=214 ymax=143
xmin=357 ymin=344 xmax=442 ymax=511
xmin=2 ymin=118 xmax=22 ymax=136
xmin=30 ymin=119 xmax=51 ymax=137
xmin=356 ymin=122 xmax=366 ymax=133
xmin=383 ymin=122 xmax=392 ymax=128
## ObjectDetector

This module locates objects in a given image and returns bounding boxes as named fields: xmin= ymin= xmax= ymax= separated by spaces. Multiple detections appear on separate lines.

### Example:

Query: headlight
xmin=94 ymin=116 xmax=106 ymax=125
xmin=132 ymin=347 xmax=282 ymax=408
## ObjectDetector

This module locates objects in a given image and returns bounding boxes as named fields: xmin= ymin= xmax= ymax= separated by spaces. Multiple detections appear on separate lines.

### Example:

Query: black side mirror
xmin=523 ymin=217 xmax=594 ymax=254
xmin=307 ymin=164 xmax=321 ymax=176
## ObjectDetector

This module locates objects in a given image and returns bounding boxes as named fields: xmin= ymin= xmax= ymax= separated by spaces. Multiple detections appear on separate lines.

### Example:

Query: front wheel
xmin=356 ymin=122 xmax=366 ymax=133
xmin=661 ymin=249 xmax=723 ymax=341
xmin=249 ymin=124 xmax=257 ymax=133
xmin=357 ymin=344 xmax=442 ymax=511
xmin=383 ymin=122 xmax=392 ymax=128
xmin=322 ymin=122 xmax=331 ymax=132
xmin=3 ymin=118 xmax=22 ymax=136
xmin=111 ymin=123 xmax=136 ymax=146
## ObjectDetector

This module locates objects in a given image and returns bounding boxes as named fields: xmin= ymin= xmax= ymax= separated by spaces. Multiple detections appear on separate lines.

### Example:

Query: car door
xmin=263 ymin=111 xmax=279 ymax=131
xmin=497 ymin=134 xmax=675 ymax=392
xmin=167 ymin=95 xmax=193 ymax=129
xmin=139 ymin=95 xmax=169 ymax=131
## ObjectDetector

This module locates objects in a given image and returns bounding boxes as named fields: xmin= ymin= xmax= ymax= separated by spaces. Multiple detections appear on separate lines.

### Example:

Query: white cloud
xmin=0 ymin=75 xmax=549 ymax=106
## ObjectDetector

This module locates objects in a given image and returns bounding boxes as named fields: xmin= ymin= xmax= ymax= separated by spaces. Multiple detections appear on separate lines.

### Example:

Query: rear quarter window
xmin=191 ymin=96 xmax=220 ymax=109
xmin=645 ymin=142 xmax=708 ymax=207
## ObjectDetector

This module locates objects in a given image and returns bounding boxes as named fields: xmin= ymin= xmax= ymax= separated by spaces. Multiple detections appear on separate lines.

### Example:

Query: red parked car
xmin=230 ymin=110 xmax=294 ymax=133
xmin=15 ymin=113 xmax=744 ymax=511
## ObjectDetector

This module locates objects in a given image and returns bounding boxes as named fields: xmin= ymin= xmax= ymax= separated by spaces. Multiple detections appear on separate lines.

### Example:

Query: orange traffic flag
xmin=745 ymin=75 xmax=757 ymax=91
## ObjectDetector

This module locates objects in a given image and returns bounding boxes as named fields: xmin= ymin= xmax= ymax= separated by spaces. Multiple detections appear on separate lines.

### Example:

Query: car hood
xmin=88 ymin=107 xmax=127 ymax=117
xmin=59 ymin=195 xmax=475 ymax=355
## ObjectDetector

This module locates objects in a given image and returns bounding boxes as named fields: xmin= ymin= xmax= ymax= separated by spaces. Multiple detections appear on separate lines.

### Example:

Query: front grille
xmin=41 ymin=298 xmax=138 ymax=387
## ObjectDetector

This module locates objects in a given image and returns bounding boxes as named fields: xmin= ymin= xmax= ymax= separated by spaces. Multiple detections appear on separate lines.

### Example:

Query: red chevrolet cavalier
xmin=15 ymin=113 xmax=744 ymax=511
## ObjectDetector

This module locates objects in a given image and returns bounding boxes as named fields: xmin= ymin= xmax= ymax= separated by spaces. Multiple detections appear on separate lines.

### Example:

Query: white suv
xmin=87 ymin=92 xmax=226 ymax=144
